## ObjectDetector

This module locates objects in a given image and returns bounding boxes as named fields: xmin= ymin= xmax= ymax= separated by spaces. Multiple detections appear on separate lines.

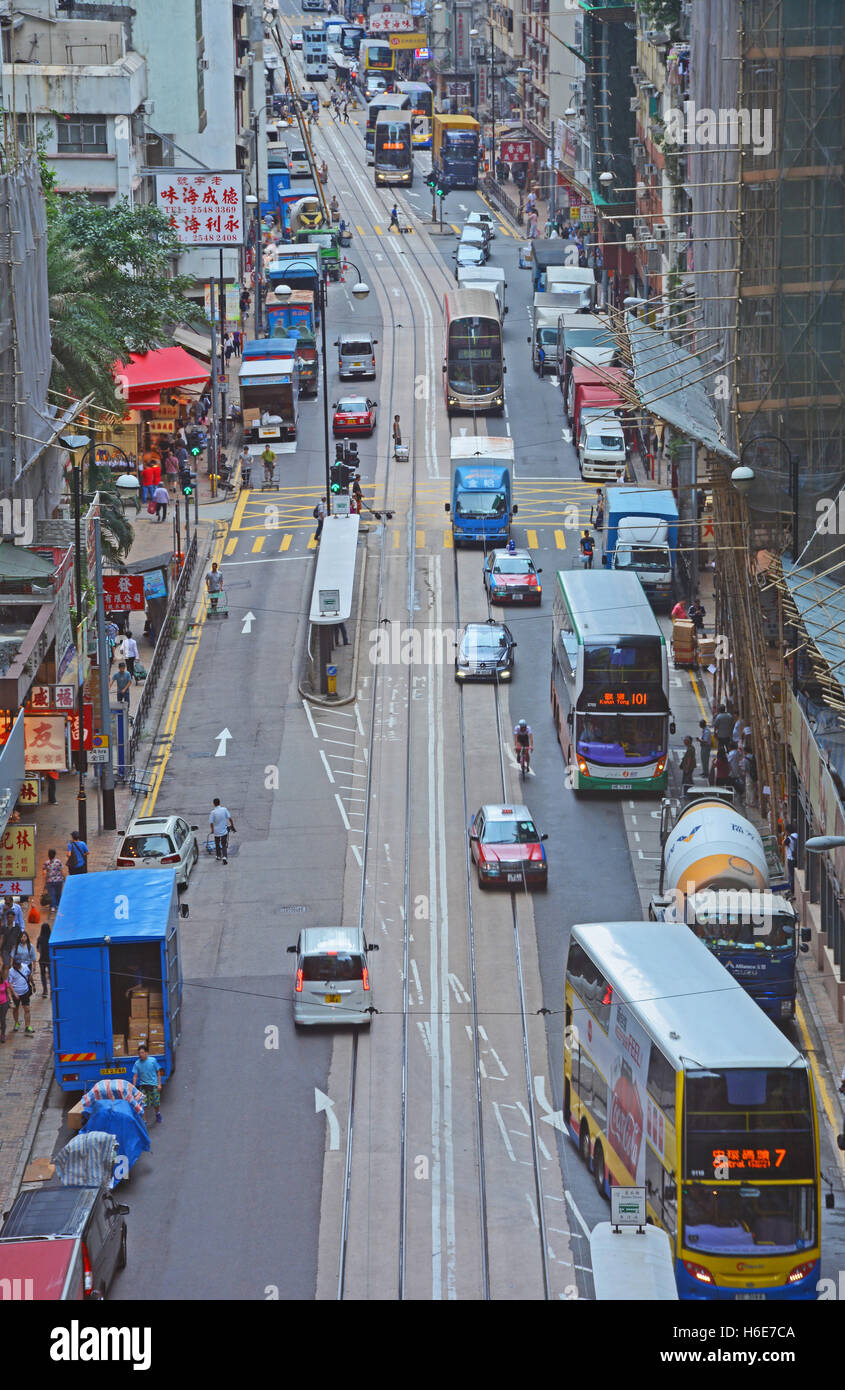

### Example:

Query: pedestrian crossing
xmin=225 ymin=480 xmax=598 ymax=556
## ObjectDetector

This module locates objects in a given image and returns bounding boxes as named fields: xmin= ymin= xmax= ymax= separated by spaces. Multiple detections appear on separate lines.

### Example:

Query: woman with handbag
xmin=8 ymin=950 xmax=35 ymax=1035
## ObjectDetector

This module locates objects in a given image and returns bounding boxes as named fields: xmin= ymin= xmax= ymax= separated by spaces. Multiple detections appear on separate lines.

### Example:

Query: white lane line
xmin=492 ymin=1102 xmax=517 ymax=1163
xmin=351 ymin=844 xmax=362 ymax=866
xmin=337 ymin=791 xmax=366 ymax=798
xmin=355 ymin=704 xmax=365 ymax=736
xmin=320 ymin=737 xmax=359 ymax=748
xmin=302 ymin=699 xmax=319 ymax=739
xmin=447 ymin=972 xmax=470 ymax=1003
xmin=334 ymin=793 xmax=350 ymax=830
xmin=330 ymin=755 xmax=368 ymax=764
xmin=222 ymin=555 xmax=310 ymax=565
xmin=315 ymin=722 xmax=357 ymax=733
xmin=319 ymin=750 xmax=335 ymax=784
xmin=565 ymin=1190 xmax=591 ymax=1240
xmin=416 ymin=1019 xmax=432 ymax=1057
xmin=487 ymin=1046 xmax=508 ymax=1078
xmin=410 ymin=956 xmax=424 ymax=1004
xmin=515 ymin=1100 xmax=552 ymax=1161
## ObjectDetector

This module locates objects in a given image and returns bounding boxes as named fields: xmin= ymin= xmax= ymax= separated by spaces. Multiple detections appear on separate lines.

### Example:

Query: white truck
xmin=529 ymin=292 xmax=577 ymax=375
xmin=545 ymin=264 xmax=597 ymax=311
xmin=649 ymin=791 xmax=808 ymax=1022
xmin=577 ymin=414 xmax=627 ymax=480
xmin=449 ymin=435 xmax=515 ymax=470
xmin=457 ymin=264 xmax=507 ymax=319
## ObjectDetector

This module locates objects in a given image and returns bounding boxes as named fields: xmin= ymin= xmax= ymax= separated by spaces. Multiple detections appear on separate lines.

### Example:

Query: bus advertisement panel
xmin=565 ymin=922 xmax=821 ymax=1300
xmin=551 ymin=570 xmax=670 ymax=791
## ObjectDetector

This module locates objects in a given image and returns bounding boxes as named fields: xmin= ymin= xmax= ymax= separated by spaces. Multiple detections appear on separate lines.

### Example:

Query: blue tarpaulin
xmin=82 ymin=1100 xmax=151 ymax=1177
xmin=51 ymin=869 xmax=176 ymax=946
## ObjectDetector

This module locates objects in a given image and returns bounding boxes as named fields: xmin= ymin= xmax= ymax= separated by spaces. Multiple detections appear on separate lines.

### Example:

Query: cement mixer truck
xmin=649 ymin=791 xmax=810 ymax=1021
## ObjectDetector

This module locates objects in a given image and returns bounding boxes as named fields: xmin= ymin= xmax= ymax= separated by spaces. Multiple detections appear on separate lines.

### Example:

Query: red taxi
xmin=468 ymin=803 xmax=548 ymax=889
xmin=332 ymin=396 xmax=378 ymax=436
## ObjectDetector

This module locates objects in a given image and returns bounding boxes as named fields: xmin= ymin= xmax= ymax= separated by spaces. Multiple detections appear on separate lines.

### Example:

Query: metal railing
xmin=481 ymin=174 xmax=522 ymax=226
xmin=127 ymin=531 xmax=198 ymax=765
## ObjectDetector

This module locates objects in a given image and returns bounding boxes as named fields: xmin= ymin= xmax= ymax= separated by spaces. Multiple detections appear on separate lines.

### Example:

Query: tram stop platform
xmin=300 ymin=512 xmax=365 ymax=705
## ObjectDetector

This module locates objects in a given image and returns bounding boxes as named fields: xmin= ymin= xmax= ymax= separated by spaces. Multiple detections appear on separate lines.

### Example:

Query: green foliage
xmin=634 ymin=0 xmax=681 ymax=32
xmin=46 ymin=198 xmax=204 ymax=406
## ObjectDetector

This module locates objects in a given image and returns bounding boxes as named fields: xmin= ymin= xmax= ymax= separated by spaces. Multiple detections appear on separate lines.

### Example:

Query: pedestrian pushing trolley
xmin=206 ymin=588 xmax=229 ymax=619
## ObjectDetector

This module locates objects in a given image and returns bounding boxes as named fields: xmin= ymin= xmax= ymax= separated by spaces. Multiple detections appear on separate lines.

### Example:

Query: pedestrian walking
xmin=671 ymin=598 xmax=689 ymax=621
xmin=7 ymin=956 xmax=34 ymax=1035
xmin=785 ymin=824 xmax=798 ymax=894
xmin=66 ymin=831 xmax=89 ymax=876
xmin=205 ymin=562 xmax=224 ymax=613
xmin=389 ymin=204 xmax=400 ymax=231
xmin=710 ymin=747 xmax=732 ymax=788
xmin=261 ymin=444 xmax=276 ymax=486
xmin=697 ymin=719 xmax=713 ymax=781
xmin=0 ymin=968 xmax=9 ymax=1043
xmin=37 ymin=920 xmax=51 ymax=999
xmin=42 ymin=848 xmax=64 ymax=913
xmin=164 ymin=449 xmax=180 ymax=496
xmin=233 ymin=329 xmax=242 ymax=356
xmin=580 ymin=530 xmax=594 ymax=568
xmin=152 ymin=483 xmax=169 ymax=523
xmin=225 ymin=340 xmax=235 ymax=366
xmin=392 ymin=415 xmax=402 ymax=452
xmin=131 ymin=1044 xmax=164 ymax=1124
xmin=209 ymin=798 xmax=235 ymax=864
xmin=742 ymin=746 xmax=758 ymax=807
xmin=334 ymin=622 xmax=349 ymax=646
xmin=592 ymin=497 xmax=604 ymax=531
xmin=727 ymin=743 xmax=744 ymax=797
xmin=45 ymin=768 xmax=58 ymax=805
xmin=12 ymin=929 xmax=36 ymax=977
xmin=1 ymin=895 xmax=23 ymax=968
xmin=110 ymin=661 xmax=132 ymax=710
xmin=680 ymin=735 xmax=697 ymax=794
xmin=527 ymin=210 xmax=539 ymax=239
xmin=313 ymin=495 xmax=327 ymax=543
xmin=712 ymin=704 xmax=734 ymax=753
xmin=123 ymin=633 xmax=139 ymax=678
xmin=688 ymin=598 xmax=705 ymax=633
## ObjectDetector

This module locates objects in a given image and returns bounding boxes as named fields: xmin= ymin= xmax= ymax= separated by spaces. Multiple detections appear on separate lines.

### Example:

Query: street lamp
xmin=806 ymin=837 xmax=845 ymax=852
xmin=275 ymin=265 xmax=369 ymax=516
xmin=115 ymin=473 xmax=141 ymax=515
xmin=245 ymin=193 xmax=263 ymax=337
xmin=60 ymin=431 xmax=92 ymax=840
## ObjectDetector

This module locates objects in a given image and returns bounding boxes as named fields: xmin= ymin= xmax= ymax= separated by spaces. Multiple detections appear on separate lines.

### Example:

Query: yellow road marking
xmin=393 ymin=529 xmax=400 ymax=549
xmin=794 ymin=1000 xmax=845 ymax=1179
xmin=689 ymin=671 xmax=709 ymax=722
xmin=231 ymin=486 xmax=249 ymax=529
xmin=141 ymin=532 xmax=227 ymax=816
xmin=280 ymin=533 xmax=292 ymax=551
xmin=307 ymin=535 xmax=318 ymax=550
xmin=252 ymin=535 xmax=265 ymax=553
xmin=416 ymin=529 xmax=424 ymax=548
xmin=225 ymin=537 xmax=238 ymax=556
xmin=450 ymin=223 xmax=460 ymax=234
xmin=356 ymin=224 xmax=364 ymax=234
xmin=374 ymin=224 xmax=382 ymax=235
xmin=555 ymin=529 xmax=567 ymax=549
xmin=444 ymin=529 xmax=453 ymax=548
xmin=526 ymin=528 xmax=538 ymax=549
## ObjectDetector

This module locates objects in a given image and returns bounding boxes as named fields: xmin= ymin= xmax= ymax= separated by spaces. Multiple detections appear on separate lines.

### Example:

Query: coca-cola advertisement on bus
xmin=607 ymin=1000 xmax=651 ymax=1184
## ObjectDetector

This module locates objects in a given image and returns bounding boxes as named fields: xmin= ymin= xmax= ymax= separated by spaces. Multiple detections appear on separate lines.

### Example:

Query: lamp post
xmin=245 ymin=192 xmax=264 ymax=337
xmin=60 ymin=432 xmax=92 ymax=840
xmin=275 ymin=262 xmax=369 ymax=516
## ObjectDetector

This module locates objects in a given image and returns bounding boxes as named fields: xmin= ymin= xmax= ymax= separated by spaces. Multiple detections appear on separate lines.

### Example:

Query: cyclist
xmin=514 ymin=719 xmax=533 ymax=772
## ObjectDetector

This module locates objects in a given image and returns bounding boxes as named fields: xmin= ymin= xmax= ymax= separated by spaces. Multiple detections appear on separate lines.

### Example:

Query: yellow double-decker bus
xmin=565 ymin=922 xmax=821 ymax=1300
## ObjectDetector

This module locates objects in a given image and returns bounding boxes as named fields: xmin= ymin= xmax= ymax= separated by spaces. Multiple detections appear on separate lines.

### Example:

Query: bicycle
xmin=516 ymin=742 xmax=531 ymax=779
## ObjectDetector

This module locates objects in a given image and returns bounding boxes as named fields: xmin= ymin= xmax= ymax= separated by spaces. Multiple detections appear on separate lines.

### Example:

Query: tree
xmin=85 ymin=463 xmax=135 ymax=567
xmin=634 ymin=0 xmax=681 ymax=32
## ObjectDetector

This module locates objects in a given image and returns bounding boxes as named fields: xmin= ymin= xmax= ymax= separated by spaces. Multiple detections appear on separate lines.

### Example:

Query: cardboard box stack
xmin=672 ymin=618 xmax=696 ymax=667
xmin=112 ymin=1034 xmax=127 ymax=1056
xmin=147 ymin=990 xmax=164 ymax=1054
xmin=126 ymin=987 xmax=150 ymax=1053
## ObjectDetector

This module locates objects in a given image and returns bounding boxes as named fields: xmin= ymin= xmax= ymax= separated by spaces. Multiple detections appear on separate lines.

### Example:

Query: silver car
xmin=287 ymin=926 xmax=378 ymax=1026
xmin=116 ymin=814 xmax=199 ymax=891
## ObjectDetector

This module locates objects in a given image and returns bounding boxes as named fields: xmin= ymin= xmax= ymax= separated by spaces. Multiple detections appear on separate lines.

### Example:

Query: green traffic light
xmin=190 ymin=445 xmax=201 ymax=456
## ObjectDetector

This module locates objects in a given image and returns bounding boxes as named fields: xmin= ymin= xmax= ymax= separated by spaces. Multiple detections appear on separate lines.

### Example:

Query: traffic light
xmin=181 ymin=472 xmax=195 ymax=498
xmin=436 ymin=182 xmax=446 ymax=199
xmin=425 ymin=172 xmax=436 ymax=192
xmin=190 ymin=443 xmax=201 ymax=458
xmin=330 ymin=461 xmax=344 ymax=494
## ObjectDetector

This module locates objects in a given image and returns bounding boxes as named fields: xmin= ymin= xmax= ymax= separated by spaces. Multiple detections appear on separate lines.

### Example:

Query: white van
xmin=288 ymin=926 xmax=378 ymax=1026
xmin=335 ymin=331 xmax=378 ymax=380
xmin=457 ymin=265 xmax=507 ymax=318
xmin=289 ymin=146 xmax=311 ymax=177
xmin=545 ymin=265 xmax=597 ymax=311
xmin=578 ymin=415 xmax=627 ymax=480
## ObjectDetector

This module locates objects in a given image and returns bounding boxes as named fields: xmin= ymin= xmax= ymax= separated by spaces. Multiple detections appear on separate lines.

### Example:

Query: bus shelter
xmin=308 ymin=514 xmax=360 ymax=696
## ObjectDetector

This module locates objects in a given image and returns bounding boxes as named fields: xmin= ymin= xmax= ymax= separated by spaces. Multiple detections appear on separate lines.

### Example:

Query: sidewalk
xmin=0 ymin=428 xmax=238 ymax=1214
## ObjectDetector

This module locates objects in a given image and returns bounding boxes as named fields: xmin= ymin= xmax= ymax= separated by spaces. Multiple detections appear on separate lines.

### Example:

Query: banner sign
xmin=388 ymin=31 xmax=427 ymax=48
xmin=155 ymin=172 xmax=246 ymax=247
xmin=0 ymin=824 xmax=35 ymax=879
xmin=500 ymin=139 xmax=531 ymax=164
xmin=103 ymin=575 xmax=146 ymax=611
xmin=24 ymin=713 xmax=67 ymax=771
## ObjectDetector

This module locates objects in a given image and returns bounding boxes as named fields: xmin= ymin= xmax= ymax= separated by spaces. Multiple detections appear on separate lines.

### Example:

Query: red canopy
xmin=113 ymin=346 xmax=210 ymax=403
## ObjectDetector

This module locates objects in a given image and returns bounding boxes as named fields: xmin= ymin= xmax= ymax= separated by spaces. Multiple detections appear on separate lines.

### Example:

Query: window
xmin=56 ymin=116 xmax=107 ymax=154
xmin=647 ymin=1046 xmax=676 ymax=1125
xmin=567 ymin=940 xmax=612 ymax=1032
xmin=578 ymin=1045 xmax=607 ymax=1129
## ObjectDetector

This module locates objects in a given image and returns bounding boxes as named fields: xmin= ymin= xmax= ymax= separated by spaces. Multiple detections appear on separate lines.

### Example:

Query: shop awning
xmin=129 ymin=393 xmax=163 ymax=412
xmin=0 ymin=543 xmax=57 ymax=584
xmin=626 ymin=318 xmax=738 ymax=462
xmin=172 ymin=326 xmax=213 ymax=363
xmin=112 ymin=347 xmax=210 ymax=400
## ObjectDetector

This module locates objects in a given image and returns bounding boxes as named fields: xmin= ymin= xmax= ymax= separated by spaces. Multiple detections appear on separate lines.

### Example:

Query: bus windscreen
xmin=375 ymin=122 xmax=411 ymax=166
xmin=447 ymin=318 xmax=502 ymax=392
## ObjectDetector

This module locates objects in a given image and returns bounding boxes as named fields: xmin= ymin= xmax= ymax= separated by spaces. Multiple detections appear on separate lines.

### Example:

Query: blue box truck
xmin=444 ymin=436 xmax=517 ymax=546
xmin=50 ymin=870 xmax=184 ymax=1093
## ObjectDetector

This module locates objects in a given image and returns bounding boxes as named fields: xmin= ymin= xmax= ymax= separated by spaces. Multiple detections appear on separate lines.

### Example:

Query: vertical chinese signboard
xmin=154 ymin=173 xmax=246 ymax=247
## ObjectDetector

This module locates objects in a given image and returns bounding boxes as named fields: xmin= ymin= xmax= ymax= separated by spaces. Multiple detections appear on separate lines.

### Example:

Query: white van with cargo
xmin=287 ymin=926 xmax=378 ymax=1026
xmin=335 ymin=331 xmax=378 ymax=380
xmin=545 ymin=265 xmax=597 ymax=311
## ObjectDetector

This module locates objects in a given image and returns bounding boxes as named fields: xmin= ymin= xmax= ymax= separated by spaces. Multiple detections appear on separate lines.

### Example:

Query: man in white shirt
xmin=209 ymin=798 xmax=235 ymax=864
xmin=124 ymin=633 xmax=139 ymax=678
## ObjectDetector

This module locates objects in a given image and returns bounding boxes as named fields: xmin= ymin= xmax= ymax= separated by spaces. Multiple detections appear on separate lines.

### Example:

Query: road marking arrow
xmin=534 ymin=1074 xmax=566 ymax=1131
xmin=314 ymin=1088 xmax=340 ymax=1150
xmin=241 ymin=610 xmax=256 ymax=634
xmin=215 ymin=728 xmax=232 ymax=757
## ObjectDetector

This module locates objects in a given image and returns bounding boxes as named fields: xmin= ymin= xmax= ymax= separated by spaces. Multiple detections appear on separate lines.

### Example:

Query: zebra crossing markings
xmin=219 ymin=526 xmax=582 ymax=557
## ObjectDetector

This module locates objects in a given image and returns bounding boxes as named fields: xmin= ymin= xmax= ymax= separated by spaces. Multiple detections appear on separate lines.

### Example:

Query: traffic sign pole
xmin=93 ymin=515 xmax=116 ymax=830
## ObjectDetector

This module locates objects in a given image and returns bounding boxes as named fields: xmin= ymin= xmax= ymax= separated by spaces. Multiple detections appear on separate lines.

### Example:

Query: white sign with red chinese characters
xmin=155 ymin=173 xmax=246 ymax=247
xmin=24 ymin=714 xmax=68 ymax=772
xmin=0 ymin=825 xmax=36 ymax=879
xmin=367 ymin=11 xmax=413 ymax=33
xmin=28 ymin=685 xmax=75 ymax=714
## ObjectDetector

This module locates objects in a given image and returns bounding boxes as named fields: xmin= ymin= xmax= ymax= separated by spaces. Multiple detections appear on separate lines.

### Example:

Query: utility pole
xmin=209 ymin=275 xmax=220 ymax=490
xmin=93 ymin=515 xmax=116 ymax=830
xmin=219 ymin=248 xmax=227 ymax=447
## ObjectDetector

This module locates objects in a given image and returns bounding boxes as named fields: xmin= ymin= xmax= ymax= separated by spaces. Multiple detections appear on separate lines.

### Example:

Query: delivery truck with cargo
xmin=602 ymin=485 xmax=679 ymax=606
xmin=528 ymin=292 xmax=581 ymax=375
xmin=649 ymin=791 xmax=809 ymax=1020
xmin=50 ymin=870 xmax=185 ymax=1094
xmin=445 ymin=436 xmax=516 ymax=546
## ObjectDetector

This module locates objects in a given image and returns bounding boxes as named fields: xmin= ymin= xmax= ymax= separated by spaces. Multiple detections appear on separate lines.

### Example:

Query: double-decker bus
xmin=396 ymin=80 xmax=433 ymax=148
xmin=565 ymin=922 xmax=821 ymax=1300
xmin=374 ymin=112 xmax=413 ymax=187
xmin=359 ymin=37 xmax=394 ymax=74
xmin=443 ymin=289 xmax=504 ymax=415
xmin=365 ymin=91 xmax=411 ymax=162
xmin=551 ymin=569 xmax=670 ymax=791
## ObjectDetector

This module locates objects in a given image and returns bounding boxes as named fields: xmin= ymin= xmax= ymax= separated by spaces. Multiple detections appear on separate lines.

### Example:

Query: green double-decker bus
xmin=551 ymin=569 xmax=670 ymax=792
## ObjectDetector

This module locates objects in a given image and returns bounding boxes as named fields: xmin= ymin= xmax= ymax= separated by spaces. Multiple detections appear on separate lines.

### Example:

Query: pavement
xmin=0 ymin=358 xmax=249 ymax=1218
